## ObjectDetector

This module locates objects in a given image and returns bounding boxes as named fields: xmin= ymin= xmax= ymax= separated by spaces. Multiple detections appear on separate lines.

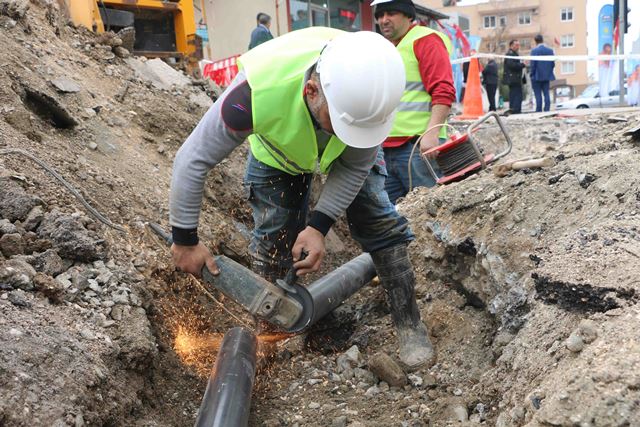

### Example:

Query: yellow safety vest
xmin=390 ymin=26 xmax=453 ymax=139
xmin=238 ymin=27 xmax=348 ymax=175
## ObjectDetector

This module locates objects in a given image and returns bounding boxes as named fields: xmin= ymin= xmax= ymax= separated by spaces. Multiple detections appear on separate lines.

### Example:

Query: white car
xmin=555 ymin=84 xmax=628 ymax=110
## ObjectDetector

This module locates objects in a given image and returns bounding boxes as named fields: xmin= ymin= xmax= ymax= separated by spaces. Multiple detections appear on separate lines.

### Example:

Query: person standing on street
xmin=482 ymin=59 xmax=499 ymax=111
xmin=503 ymin=40 xmax=526 ymax=114
xmin=372 ymin=0 xmax=456 ymax=204
xmin=530 ymin=34 xmax=555 ymax=112
xmin=248 ymin=13 xmax=273 ymax=50
xmin=170 ymin=28 xmax=437 ymax=369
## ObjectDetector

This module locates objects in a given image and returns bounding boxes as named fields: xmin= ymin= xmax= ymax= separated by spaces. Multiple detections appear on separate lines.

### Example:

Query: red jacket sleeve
xmin=413 ymin=33 xmax=456 ymax=107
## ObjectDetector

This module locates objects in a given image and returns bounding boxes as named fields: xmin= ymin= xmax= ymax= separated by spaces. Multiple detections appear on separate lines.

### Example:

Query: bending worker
xmin=169 ymin=28 xmax=435 ymax=369
xmin=373 ymin=0 xmax=455 ymax=203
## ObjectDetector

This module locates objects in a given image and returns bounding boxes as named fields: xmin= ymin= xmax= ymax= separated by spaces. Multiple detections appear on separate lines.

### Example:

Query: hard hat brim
xmin=328 ymin=104 xmax=398 ymax=149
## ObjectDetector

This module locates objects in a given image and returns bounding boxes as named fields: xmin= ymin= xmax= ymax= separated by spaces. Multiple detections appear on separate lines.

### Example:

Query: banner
xmin=598 ymin=4 xmax=614 ymax=54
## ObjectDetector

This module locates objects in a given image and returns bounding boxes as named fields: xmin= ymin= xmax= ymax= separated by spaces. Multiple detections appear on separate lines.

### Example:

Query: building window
xmin=561 ymin=61 xmax=575 ymax=74
xmin=499 ymin=41 xmax=507 ymax=52
xmin=329 ymin=0 xmax=361 ymax=31
xmin=290 ymin=1 xmax=310 ymax=30
xmin=561 ymin=7 xmax=574 ymax=22
xmin=499 ymin=16 xmax=507 ymax=27
xmin=483 ymin=15 xmax=496 ymax=29
xmin=518 ymin=11 xmax=531 ymax=25
xmin=560 ymin=34 xmax=575 ymax=48
xmin=290 ymin=0 xmax=362 ymax=31
xmin=519 ymin=39 xmax=531 ymax=50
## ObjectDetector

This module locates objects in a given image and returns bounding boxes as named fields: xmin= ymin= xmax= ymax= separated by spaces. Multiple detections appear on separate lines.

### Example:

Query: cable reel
xmin=424 ymin=112 xmax=513 ymax=185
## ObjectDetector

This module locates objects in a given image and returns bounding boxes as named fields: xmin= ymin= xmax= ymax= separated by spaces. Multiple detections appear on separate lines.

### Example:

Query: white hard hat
xmin=316 ymin=31 xmax=405 ymax=149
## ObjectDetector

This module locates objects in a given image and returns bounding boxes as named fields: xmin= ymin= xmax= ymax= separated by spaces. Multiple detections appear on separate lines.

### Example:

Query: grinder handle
xmin=282 ymin=250 xmax=308 ymax=286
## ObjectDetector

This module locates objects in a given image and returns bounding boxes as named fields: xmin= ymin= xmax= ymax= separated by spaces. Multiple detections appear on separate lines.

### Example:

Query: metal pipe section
xmin=194 ymin=327 xmax=258 ymax=427
xmin=287 ymin=253 xmax=377 ymax=331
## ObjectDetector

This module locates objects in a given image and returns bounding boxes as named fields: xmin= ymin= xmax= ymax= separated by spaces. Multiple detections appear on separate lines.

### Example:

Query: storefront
xmin=287 ymin=0 xmax=374 ymax=32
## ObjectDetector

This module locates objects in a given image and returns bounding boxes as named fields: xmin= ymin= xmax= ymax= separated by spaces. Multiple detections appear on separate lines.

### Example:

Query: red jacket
xmin=384 ymin=25 xmax=456 ymax=148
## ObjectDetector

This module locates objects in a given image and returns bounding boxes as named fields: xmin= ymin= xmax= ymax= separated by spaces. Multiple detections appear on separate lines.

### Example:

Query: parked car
xmin=555 ymin=84 xmax=628 ymax=110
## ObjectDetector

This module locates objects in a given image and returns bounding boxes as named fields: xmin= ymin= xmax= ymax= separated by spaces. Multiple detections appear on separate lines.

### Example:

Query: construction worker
xmin=169 ymin=27 xmax=436 ymax=369
xmin=372 ymin=0 xmax=455 ymax=204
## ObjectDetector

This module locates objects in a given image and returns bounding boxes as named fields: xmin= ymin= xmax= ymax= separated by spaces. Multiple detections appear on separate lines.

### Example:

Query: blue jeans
xmin=383 ymin=139 xmax=443 ymax=205
xmin=243 ymin=149 xmax=414 ymax=270
xmin=532 ymin=80 xmax=551 ymax=112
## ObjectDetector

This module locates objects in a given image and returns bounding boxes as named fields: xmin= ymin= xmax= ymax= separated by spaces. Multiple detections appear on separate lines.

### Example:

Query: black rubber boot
xmin=371 ymin=244 xmax=435 ymax=370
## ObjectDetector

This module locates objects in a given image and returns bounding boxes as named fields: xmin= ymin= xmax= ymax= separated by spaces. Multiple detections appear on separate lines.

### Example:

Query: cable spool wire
xmin=435 ymin=139 xmax=483 ymax=176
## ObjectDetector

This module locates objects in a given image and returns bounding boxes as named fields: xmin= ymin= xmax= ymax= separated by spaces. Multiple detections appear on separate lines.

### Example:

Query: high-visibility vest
xmin=390 ymin=26 xmax=453 ymax=139
xmin=237 ymin=27 xmax=348 ymax=175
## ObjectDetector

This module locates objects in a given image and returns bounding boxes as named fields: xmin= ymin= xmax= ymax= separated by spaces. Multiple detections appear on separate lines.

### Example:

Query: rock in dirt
xmin=22 ymin=205 xmax=44 ymax=232
xmin=344 ymin=345 xmax=362 ymax=365
xmin=0 ymin=0 xmax=28 ymax=20
xmin=8 ymin=289 xmax=30 ymax=307
xmin=0 ymin=219 xmax=18 ymax=235
xmin=368 ymin=352 xmax=406 ymax=387
xmin=566 ymin=332 xmax=585 ymax=352
xmin=577 ymin=319 xmax=598 ymax=343
xmin=0 ymin=258 xmax=36 ymax=290
xmin=0 ymin=233 xmax=24 ymax=257
xmin=125 ymin=57 xmax=190 ymax=90
xmin=50 ymin=77 xmax=81 ymax=93
xmin=33 ymin=272 xmax=64 ymax=303
xmin=0 ymin=178 xmax=39 ymax=222
xmin=113 ymin=307 xmax=157 ymax=371
xmin=31 ymin=249 xmax=71 ymax=276
xmin=38 ymin=211 xmax=104 ymax=262
xmin=114 ymin=47 xmax=130 ymax=58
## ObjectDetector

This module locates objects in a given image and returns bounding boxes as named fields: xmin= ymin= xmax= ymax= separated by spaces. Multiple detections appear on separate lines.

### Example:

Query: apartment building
xmin=419 ymin=0 xmax=590 ymax=92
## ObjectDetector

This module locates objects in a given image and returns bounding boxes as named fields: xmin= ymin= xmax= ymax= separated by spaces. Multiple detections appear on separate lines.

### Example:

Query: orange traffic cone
xmin=455 ymin=58 xmax=483 ymax=120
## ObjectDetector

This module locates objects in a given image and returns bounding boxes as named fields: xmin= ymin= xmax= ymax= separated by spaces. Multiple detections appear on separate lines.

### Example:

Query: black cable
xmin=435 ymin=140 xmax=483 ymax=176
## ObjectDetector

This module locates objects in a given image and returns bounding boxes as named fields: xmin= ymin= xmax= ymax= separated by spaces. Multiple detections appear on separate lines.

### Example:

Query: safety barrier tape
xmin=451 ymin=53 xmax=640 ymax=65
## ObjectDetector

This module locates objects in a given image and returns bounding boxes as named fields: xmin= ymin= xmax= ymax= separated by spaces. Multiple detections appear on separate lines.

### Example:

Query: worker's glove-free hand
xmin=419 ymin=132 xmax=440 ymax=160
xmin=171 ymin=242 xmax=219 ymax=276
xmin=292 ymin=226 xmax=326 ymax=276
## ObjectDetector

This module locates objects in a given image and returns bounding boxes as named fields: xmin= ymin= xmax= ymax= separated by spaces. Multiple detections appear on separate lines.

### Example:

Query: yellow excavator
xmin=64 ymin=0 xmax=200 ymax=72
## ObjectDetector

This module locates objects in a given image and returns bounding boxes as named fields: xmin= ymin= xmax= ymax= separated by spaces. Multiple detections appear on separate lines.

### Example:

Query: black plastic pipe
xmin=194 ymin=327 xmax=258 ymax=427
xmin=288 ymin=253 xmax=377 ymax=331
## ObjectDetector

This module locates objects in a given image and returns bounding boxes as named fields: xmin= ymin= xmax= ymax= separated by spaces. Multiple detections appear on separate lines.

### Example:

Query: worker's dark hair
xmin=534 ymin=34 xmax=543 ymax=44
xmin=509 ymin=39 xmax=518 ymax=48
xmin=257 ymin=13 xmax=271 ymax=25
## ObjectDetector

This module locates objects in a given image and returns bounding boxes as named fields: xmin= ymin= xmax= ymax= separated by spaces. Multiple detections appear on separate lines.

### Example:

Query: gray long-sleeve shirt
xmin=169 ymin=70 xmax=377 ymax=241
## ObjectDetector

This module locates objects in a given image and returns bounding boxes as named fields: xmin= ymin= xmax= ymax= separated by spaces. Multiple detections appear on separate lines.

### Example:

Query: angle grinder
xmin=149 ymin=223 xmax=312 ymax=331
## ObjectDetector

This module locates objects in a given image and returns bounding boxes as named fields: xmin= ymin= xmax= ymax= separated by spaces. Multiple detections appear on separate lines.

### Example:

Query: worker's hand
xmin=292 ymin=226 xmax=326 ymax=276
xmin=419 ymin=132 xmax=441 ymax=160
xmin=171 ymin=242 xmax=219 ymax=277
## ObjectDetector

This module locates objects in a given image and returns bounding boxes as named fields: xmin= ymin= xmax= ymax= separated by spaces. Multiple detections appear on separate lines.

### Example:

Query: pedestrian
xmin=372 ymin=0 xmax=456 ymax=204
xmin=169 ymin=28 xmax=435 ymax=369
xmin=530 ymin=34 xmax=555 ymax=112
xmin=248 ymin=13 xmax=273 ymax=50
xmin=482 ymin=59 xmax=499 ymax=111
xmin=503 ymin=39 xmax=526 ymax=114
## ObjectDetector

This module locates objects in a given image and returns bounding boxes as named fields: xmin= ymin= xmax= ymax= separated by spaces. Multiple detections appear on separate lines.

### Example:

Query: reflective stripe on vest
xmin=389 ymin=26 xmax=453 ymax=139
xmin=237 ymin=27 xmax=348 ymax=175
